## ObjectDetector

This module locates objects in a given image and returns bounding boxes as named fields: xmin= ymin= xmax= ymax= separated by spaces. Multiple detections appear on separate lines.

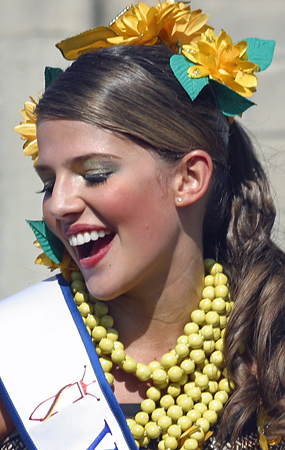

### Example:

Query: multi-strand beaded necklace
xmin=70 ymin=259 xmax=234 ymax=450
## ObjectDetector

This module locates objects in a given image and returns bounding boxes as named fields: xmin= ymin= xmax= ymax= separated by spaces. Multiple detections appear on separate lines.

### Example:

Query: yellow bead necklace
xmin=70 ymin=259 xmax=234 ymax=450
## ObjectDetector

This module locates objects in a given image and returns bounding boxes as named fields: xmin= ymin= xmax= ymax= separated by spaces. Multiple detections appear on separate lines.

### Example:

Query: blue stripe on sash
xmin=58 ymin=274 xmax=138 ymax=450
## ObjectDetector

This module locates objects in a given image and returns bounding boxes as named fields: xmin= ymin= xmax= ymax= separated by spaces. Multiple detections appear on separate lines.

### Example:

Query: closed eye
xmin=84 ymin=172 xmax=113 ymax=187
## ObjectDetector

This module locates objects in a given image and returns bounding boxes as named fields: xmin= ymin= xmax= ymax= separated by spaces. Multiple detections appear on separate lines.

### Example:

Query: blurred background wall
xmin=1 ymin=0 xmax=284 ymax=299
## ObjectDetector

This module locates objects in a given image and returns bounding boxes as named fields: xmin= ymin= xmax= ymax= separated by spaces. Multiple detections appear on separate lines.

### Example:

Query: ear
xmin=173 ymin=150 xmax=213 ymax=207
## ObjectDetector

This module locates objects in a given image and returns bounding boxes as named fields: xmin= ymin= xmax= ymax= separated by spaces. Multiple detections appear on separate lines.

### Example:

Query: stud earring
xmin=177 ymin=197 xmax=182 ymax=203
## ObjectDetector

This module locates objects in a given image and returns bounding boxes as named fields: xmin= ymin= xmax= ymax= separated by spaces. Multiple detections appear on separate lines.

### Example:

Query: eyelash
xmin=37 ymin=172 xmax=112 ymax=194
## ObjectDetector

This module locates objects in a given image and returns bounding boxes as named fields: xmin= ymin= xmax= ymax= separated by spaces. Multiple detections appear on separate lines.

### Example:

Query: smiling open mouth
xmin=68 ymin=230 xmax=115 ymax=261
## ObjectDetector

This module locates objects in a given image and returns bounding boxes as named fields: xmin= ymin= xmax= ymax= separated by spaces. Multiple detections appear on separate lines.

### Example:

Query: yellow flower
xmin=15 ymin=96 xmax=39 ymax=165
xmin=182 ymin=29 xmax=259 ymax=97
xmin=157 ymin=1 xmax=211 ymax=52
xmin=35 ymin=241 xmax=78 ymax=282
xmin=56 ymin=1 xmax=212 ymax=59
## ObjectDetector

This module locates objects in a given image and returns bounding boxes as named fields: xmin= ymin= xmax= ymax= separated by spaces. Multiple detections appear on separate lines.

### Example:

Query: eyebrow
xmin=35 ymin=152 xmax=121 ymax=173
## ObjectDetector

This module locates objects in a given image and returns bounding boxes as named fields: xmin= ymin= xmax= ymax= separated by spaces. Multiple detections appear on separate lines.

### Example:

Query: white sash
xmin=0 ymin=275 xmax=138 ymax=450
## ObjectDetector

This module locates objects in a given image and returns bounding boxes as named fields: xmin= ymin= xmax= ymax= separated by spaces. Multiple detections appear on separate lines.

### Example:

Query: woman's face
xmin=37 ymin=120 xmax=182 ymax=300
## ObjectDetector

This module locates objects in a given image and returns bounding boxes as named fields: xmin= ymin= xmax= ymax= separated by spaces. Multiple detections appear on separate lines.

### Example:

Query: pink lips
xmin=78 ymin=233 xmax=115 ymax=269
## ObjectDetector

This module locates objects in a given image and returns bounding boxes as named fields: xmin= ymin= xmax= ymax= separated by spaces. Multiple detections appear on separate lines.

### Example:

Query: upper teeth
xmin=69 ymin=230 xmax=111 ymax=247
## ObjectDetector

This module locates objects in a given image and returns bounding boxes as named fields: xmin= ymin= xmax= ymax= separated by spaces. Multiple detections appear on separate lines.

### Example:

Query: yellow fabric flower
xmin=157 ymin=1 xmax=211 ymax=52
xmin=14 ymin=96 xmax=39 ymax=165
xmin=35 ymin=241 xmax=78 ymax=282
xmin=182 ymin=29 xmax=259 ymax=97
xmin=56 ymin=1 xmax=211 ymax=59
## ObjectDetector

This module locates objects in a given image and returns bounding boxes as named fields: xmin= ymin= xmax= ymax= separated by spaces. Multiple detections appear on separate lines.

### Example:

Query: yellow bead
xmin=99 ymin=338 xmax=114 ymax=354
xmin=126 ymin=418 xmax=136 ymax=429
xmin=203 ymin=364 xmax=219 ymax=380
xmin=213 ymin=273 xmax=228 ymax=287
xmin=194 ymin=374 xmax=209 ymax=389
xmin=203 ymin=340 xmax=215 ymax=353
xmin=139 ymin=436 xmax=150 ymax=447
xmin=161 ymin=352 xmax=178 ymax=369
xmin=184 ymin=322 xmax=199 ymax=335
xmin=196 ymin=417 xmax=210 ymax=433
xmin=212 ymin=328 xmax=221 ymax=341
xmin=106 ymin=328 xmax=119 ymax=341
xmin=141 ymin=399 xmax=156 ymax=414
xmin=211 ymin=298 xmax=226 ymax=313
xmin=219 ymin=315 xmax=227 ymax=328
xmin=105 ymin=372 xmax=114 ymax=385
xmin=214 ymin=285 xmax=229 ymax=299
xmin=210 ymin=350 xmax=224 ymax=366
xmin=168 ymin=425 xmax=182 ymax=439
xmin=136 ymin=364 xmax=152 ymax=381
xmin=74 ymin=291 xmax=89 ymax=305
xmin=111 ymin=348 xmax=126 ymax=364
xmin=145 ymin=422 xmax=161 ymax=439
xmin=78 ymin=302 xmax=91 ymax=317
xmin=94 ymin=301 xmax=109 ymax=317
xmin=167 ymin=405 xmax=183 ymax=421
xmin=209 ymin=263 xmax=223 ymax=275
xmin=178 ymin=373 xmax=189 ymax=386
xmin=177 ymin=335 xmax=189 ymax=345
xmin=202 ymin=409 xmax=218 ymax=424
xmin=135 ymin=412 xmax=149 ymax=426
xmin=187 ymin=333 xmax=203 ymax=348
xmin=198 ymin=299 xmax=212 ymax=312
xmin=209 ymin=400 xmax=223 ymax=412
xmin=91 ymin=326 xmax=107 ymax=341
xmin=176 ymin=394 xmax=194 ymax=412
xmin=190 ymin=310 xmax=205 ymax=326
xmin=86 ymin=315 xmax=100 ymax=329
xmin=187 ymin=387 xmax=201 ymax=401
xmin=193 ymin=402 xmax=207 ymax=415
xmin=190 ymin=349 xmax=205 ymax=364
xmin=157 ymin=415 xmax=172 ymax=430
xmin=152 ymin=369 xmax=168 ymax=384
xmin=204 ymin=258 xmax=216 ymax=273
xmin=100 ymin=314 xmax=114 ymax=329
xmin=180 ymin=359 xmax=195 ymax=374
xmin=175 ymin=344 xmax=189 ymax=358
xmin=113 ymin=341 xmax=124 ymax=350
xmin=202 ymin=286 xmax=215 ymax=300
xmin=186 ymin=410 xmax=201 ymax=423
xmin=160 ymin=395 xmax=175 ymax=409
xmin=131 ymin=424 xmax=145 ymax=439
xmin=123 ymin=357 xmax=137 ymax=373
xmin=183 ymin=438 xmax=199 ymax=450
xmin=167 ymin=383 xmax=181 ymax=397
xmin=204 ymin=275 xmax=214 ymax=286
xmin=177 ymin=415 xmax=192 ymax=431
xmin=146 ymin=386 xmax=161 ymax=402
xmin=218 ymin=378 xmax=232 ymax=393
xmin=190 ymin=429 xmax=205 ymax=442
xmin=151 ymin=408 xmax=166 ymax=422
xmin=158 ymin=440 xmax=166 ymax=450
xmin=168 ymin=366 xmax=183 ymax=382
xmin=215 ymin=339 xmax=224 ymax=351
xmin=99 ymin=356 xmax=113 ymax=373
xmin=205 ymin=311 xmax=220 ymax=326
xmin=148 ymin=361 xmax=161 ymax=372
xmin=201 ymin=392 xmax=213 ymax=405
xmin=214 ymin=390 xmax=229 ymax=404
xmin=164 ymin=436 xmax=178 ymax=450
xmin=200 ymin=325 xmax=213 ymax=339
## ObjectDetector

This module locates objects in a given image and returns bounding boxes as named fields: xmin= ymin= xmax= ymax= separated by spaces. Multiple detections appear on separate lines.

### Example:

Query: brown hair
xmin=37 ymin=45 xmax=285 ymax=440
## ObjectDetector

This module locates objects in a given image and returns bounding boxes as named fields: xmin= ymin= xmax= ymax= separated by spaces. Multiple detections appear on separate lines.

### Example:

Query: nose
xmin=45 ymin=174 xmax=85 ymax=220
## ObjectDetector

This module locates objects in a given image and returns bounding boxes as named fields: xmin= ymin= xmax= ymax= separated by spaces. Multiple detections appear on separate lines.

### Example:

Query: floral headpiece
xmin=15 ymin=0 xmax=275 ymax=277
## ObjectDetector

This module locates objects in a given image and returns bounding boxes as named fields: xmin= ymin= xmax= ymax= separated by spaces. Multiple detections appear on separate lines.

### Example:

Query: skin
xmin=0 ymin=119 xmax=213 ymax=438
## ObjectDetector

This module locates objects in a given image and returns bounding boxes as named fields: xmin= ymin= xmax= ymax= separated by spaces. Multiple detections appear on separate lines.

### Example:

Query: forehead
xmin=36 ymin=119 xmax=165 ymax=170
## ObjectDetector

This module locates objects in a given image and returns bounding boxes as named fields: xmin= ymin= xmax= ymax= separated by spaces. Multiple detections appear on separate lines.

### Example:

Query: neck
xmin=107 ymin=252 xmax=205 ymax=364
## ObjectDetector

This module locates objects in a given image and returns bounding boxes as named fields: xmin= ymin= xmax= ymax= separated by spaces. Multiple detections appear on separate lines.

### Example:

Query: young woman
xmin=1 ymin=2 xmax=284 ymax=450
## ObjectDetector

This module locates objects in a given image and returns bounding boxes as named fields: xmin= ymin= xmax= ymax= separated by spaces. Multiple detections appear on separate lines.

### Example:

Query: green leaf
xmin=212 ymin=81 xmax=255 ymax=117
xmin=245 ymin=38 xmax=276 ymax=71
xmin=44 ymin=67 xmax=63 ymax=89
xmin=27 ymin=219 xmax=65 ymax=264
xmin=170 ymin=54 xmax=209 ymax=101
